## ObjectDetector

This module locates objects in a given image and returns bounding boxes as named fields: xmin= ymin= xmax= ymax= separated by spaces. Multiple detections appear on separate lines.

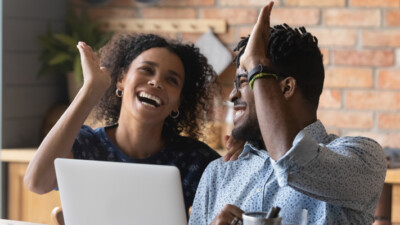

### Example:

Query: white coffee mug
xmin=242 ymin=212 xmax=282 ymax=225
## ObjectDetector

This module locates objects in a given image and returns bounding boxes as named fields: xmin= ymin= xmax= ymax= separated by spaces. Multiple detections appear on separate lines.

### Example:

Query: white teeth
xmin=234 ymin=110 xmax=244 ymax=120
xmin=142 ymin=102 xmax=156 ymax=108
xmin=138 ymin=92 xmax=161 ymax=105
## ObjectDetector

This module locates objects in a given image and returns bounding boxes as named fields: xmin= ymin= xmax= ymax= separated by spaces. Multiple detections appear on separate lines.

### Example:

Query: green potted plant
xmin=38 ymin=10 xmax=113 ymax=101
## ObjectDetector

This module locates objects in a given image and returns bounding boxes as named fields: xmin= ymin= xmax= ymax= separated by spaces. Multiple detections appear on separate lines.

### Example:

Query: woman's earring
xmin=116 ymin=89 xmax=124 ymax=98
xmin=170 ymin=110 xmax=180 ymax=119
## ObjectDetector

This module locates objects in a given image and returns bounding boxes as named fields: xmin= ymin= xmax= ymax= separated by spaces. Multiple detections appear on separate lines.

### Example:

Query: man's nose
xmin=229 ymin=87 xmax=241 ymax=103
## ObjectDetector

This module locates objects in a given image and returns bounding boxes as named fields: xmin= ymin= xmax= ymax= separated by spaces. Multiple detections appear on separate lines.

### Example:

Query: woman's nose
xmin=148 ymin=79 xmax=163 ymax=89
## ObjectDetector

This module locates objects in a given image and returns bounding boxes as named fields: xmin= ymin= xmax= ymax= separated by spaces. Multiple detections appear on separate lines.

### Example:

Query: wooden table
xmin=0 ymin=219 xmax=48 ymax=225
xmin=3 ymin=149 xmax=400 ymax=223
xmin=1 ymin=149 xmax=61 ymax=225
xmin=385 ymin=168 xmax=400 ymax=223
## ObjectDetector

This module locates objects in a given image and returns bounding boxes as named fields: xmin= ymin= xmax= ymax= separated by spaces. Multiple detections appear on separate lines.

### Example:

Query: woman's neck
xmin=108 ymin=118 xmax=165 ymax=159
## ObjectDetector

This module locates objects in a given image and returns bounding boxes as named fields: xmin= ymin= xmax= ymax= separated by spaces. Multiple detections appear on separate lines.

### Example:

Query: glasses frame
xmin=234 ymin=74 xmax=249 ymax=90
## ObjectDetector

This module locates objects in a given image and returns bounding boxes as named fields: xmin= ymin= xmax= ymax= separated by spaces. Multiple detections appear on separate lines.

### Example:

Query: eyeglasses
xmin=234 ymin=74 xmax=249 ymax=90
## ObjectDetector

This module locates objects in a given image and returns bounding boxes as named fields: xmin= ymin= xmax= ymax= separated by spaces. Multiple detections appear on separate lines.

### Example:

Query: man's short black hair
xmin=233 ymin=24 xmax=325 ymax=110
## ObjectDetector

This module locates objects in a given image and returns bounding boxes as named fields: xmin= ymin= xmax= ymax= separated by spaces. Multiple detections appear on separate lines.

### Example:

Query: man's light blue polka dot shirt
xmin=189 ymin=120 xmax=386 ymax=225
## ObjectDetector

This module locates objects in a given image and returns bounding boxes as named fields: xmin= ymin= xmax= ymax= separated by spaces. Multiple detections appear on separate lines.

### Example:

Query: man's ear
xmin=280 ymin=77 xmax=297 ymax=99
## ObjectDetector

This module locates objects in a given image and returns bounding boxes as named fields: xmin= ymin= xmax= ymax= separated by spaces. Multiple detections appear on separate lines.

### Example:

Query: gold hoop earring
xmin=170 ymin=110 xmax=180 ymax=119
xmin=116 ymin=89 xmax=123 ymax=98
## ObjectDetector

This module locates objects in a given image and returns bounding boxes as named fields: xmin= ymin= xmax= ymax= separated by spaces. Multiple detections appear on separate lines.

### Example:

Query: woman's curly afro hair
xmin=95 ymin=33 xmax=218 ymax=140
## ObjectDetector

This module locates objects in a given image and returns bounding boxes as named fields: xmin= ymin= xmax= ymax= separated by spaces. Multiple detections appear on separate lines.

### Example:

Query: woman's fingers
xmin=223 ymin=135 xmax=245 ymax=162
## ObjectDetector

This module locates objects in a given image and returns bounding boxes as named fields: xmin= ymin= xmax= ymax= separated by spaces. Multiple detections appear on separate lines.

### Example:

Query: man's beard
xmin=231 ymin=113 xmax=264 ymax=149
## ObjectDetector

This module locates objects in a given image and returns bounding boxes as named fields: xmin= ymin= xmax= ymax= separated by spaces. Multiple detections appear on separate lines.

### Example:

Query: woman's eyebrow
xmin=142 ymin=61 xmax=158 ymax=66
xmin=168 ymin=70 xmax=183 ymax=81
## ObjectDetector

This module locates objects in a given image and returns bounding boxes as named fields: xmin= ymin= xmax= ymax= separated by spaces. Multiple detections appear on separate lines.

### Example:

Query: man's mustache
xmin=233 ymin=100 xmax=247 ymax=107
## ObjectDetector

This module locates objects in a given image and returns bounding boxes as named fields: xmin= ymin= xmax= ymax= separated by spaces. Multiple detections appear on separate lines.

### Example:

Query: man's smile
xmin=233 ymin=100 xmax=247 ymax=124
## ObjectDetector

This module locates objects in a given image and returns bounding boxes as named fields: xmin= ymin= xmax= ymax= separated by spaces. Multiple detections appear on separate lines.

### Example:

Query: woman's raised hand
xmin=77 ymin=41 xmax=111 ymax=97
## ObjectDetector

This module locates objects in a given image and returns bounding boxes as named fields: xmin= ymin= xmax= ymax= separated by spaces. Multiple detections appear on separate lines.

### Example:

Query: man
xmin=189 ymin=2 xmax=386 ymax=225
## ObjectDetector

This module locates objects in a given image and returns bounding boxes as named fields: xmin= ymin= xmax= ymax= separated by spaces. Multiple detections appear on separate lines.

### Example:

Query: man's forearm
xmin=252 ymin=78 xmax=301 ymax=160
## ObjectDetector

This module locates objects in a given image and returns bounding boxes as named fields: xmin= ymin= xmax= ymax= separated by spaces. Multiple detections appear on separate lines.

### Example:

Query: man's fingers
xmin=258 ymin=1 xmax=274 ymax=24
xmin=211 ymin=204 xmax=244 ymax=225
xmin=256 ymin=1 xmax=274 ymax=48
xmin=256 ymin=1 xmax=274 ymax=28
xmin=224 ymin=204 xmax=245 ymax=218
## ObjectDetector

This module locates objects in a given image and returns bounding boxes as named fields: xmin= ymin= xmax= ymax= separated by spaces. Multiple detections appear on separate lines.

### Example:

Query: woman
xmin=24 ymin=33 xmax=239 ymax=211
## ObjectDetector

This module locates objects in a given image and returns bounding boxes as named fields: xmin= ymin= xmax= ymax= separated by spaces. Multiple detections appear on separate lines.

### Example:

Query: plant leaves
xmin=37 ymin=9 xmax=113 ymax=82
xmin=73 ymin=56 xmax=83 ymax=84
xmin=54 ymin=34 xmax=78 ymax=48
xmin=48 ymin=53 xmax=73 ymax=65
xmin=94 ymin=31 xmax=114 ymax=50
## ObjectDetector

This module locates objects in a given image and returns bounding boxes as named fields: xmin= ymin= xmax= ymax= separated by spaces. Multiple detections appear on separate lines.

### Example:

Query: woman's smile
xmin=137 ymin=91 xmax=163 ymax=108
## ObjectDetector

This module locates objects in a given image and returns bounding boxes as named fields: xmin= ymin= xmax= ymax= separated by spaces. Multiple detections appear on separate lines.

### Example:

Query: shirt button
xmin=257 ymin=188 xmax=262 ymax=193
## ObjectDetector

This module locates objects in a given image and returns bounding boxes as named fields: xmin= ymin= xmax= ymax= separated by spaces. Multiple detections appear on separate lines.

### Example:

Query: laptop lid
xmin=54 ymin=158 xmax=187 ymax=225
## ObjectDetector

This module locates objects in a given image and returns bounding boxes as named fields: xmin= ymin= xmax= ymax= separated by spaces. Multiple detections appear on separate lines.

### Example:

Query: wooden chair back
xmin=51 ymin=206 xmax=64 ymax=225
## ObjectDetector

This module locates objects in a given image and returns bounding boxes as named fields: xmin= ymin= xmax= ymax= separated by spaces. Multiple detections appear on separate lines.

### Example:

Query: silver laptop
xmin=54 ymin=158 xmax=187 ymax=225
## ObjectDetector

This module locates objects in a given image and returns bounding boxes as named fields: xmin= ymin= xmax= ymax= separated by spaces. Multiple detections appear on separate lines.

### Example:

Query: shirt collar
xmin=237 ymin=120 xmax=329 ymax=159
xmin=239 ymin=142 xmax=269 ymax=159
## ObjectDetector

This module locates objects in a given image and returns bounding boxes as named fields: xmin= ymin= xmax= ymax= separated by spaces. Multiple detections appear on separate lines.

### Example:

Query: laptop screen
xmin=55 ymin=158 xmax=187 ymax=225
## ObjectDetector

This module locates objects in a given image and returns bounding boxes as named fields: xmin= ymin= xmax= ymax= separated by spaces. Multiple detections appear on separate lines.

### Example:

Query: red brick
xmin=159 ymin=0 xmax=215 ymax=6
xmin=362 ymin=30 xmax=400 ymax=47
xmin=324 ymin=9 xmax=380 ymax=27
xmin=141 ymin=8 xmax=196 ymax=19
xmin=182 ymin=27 xmax=235 ymax=46
xmin=350 ymin=0 xmax=400 ymax=7
xmin=87 ymin=8 xmax=137 ymax=19
xmin=218 ymin=64 xmax=236 ymax=85
xmin=271 ymin=8 xmax=320 ymax=26
xmin=108 ymin=0 xmax=139 ymax=7
xmin=346 ymin=91 xmax=400 ymax=110
xmin=200 ymin=8 xmax=258 ymax=25
xmin=317 ymin=110 xmax=374 ymax=128
xmin=325 ymin=128 xmax=340 ymax=136
xmin=386 ymin=10 xmax=400 ymax=26
xmin=333 ymin=50 xmax=394 ymax=67
xmin=238 ymin=27 xmax=253 ymax=39
xmin=286 ymin=0 xmax=345 ymax=7
xmin=320 ymin=48 xmax=330 ymax=65
xmin=219 ymin=0 xmax=280 ymax=6
xmin=343 ymin=131 xmax=400 ymax=148
xmin=397 ymin=49 xmax=400 ymax=66
xmin=378 ymin=113 xmax=400 ymax=129
xmin=378 ymin=69 xmax=400 ymax=90
xmin=325 ymin=67 xmax=373 ymax=88
xmin=319 ymin=89 xmax=342 ymax=109
xmin=308 ymin=28 xmax=357 ymax=47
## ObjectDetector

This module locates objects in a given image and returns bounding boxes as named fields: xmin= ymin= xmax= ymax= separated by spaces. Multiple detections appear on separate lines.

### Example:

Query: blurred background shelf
xmin=1 ymin=149 xmax=61 ymax=225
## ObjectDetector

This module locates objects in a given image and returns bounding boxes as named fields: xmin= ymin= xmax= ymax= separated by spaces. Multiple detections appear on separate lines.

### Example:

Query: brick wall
xmin=71 ymin=0 xmax=400 ymax=148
